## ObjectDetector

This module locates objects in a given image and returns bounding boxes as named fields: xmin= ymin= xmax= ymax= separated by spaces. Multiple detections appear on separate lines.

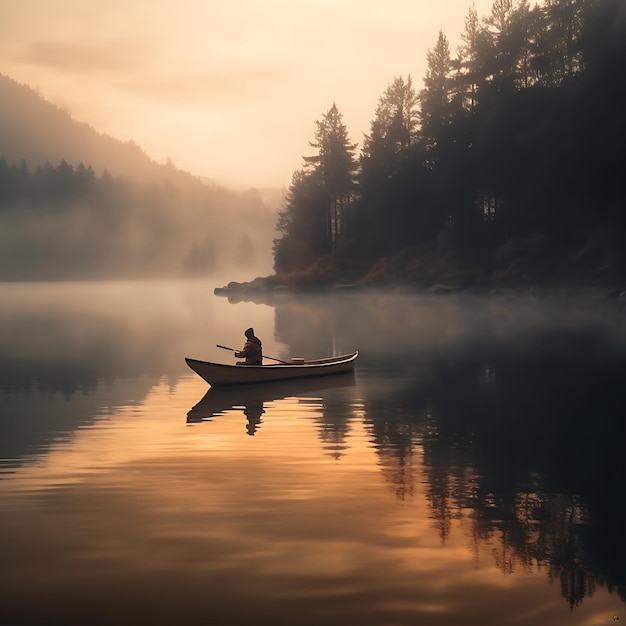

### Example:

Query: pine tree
xmin=303 ymin=103 xmax=358 ymax=248
xmin=361 ymin=75 xmax=420 ymax=180
xmin=482 ymin=0 xmax=534 ymax=89
xmin=455 ymin=4 xmax=484 ymax=112
xmin=420 ymin=31 xmax=455 ymax=147
xmin=273 ymin=169 xmax=328 ymax=272
xmin=541 ymin=0 xmax=587 ymax=83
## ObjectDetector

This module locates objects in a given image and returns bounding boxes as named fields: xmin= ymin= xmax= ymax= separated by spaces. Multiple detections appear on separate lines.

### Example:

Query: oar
xmin=216 ymin=344 xmax=290 ymax=364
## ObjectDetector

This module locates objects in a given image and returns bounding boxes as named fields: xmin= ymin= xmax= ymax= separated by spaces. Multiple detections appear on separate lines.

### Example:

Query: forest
xmin=0 ymin=71 xmax=280 ymax=281
xmin=272 ymin=0 xmax=626 ymax=290
xmin=1 ymin=0 xmax=624 ymax=287
xmin=0 ymin=155 xmax=275 ymax=280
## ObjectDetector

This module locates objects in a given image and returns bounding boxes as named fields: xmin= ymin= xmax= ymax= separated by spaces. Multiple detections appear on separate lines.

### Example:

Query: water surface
xmin=1 ymin=281 xmax=625 ymax=625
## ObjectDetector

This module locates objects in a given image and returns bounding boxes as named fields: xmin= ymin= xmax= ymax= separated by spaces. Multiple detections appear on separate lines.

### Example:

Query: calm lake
xmin=1 ymin=280 xmax=625 ymax=625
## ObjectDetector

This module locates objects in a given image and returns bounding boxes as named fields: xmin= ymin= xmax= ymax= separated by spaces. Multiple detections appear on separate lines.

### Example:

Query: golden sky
xmin=2 ymin=0 xmax=497 ymax=188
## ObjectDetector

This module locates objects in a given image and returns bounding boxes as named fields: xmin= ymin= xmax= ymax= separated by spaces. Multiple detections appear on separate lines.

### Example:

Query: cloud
xmin=0 ymin=0 xmax=500 ymax=188
xmin=15 ymin=38 xmax=154 ymax=75
xmin=113 ymin=65 xmax=288 ymax=108
xmin=10 ymin=34 xmax=288 ymax=111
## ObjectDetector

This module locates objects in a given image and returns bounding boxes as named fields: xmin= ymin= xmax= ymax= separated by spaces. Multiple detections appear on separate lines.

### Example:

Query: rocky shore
xmin=215 ymin=231 xmax=626 ymax=303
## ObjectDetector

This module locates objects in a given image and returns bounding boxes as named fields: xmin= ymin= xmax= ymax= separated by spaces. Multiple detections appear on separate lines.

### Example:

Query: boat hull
xmin=185 ymin=351 xmax=358 ymax=386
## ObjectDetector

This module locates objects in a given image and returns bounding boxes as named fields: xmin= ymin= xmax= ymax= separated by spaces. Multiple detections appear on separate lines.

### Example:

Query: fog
xmin=0 ymin=75 xmax=281 ymax=281
xmin=2 ymin=282 xmax=624 ymax=397
xmin=0 ymin=173 xmax=279 ymax=281
xmin=3 ymin=282 xmax=624 ymax=470
xmin=0 ymin=279 xmax=280 ymax=467
xmin=2 ymin=282 xmax=626 ymax=622
xmin=268 ymin=290 xmax=626 ymax=363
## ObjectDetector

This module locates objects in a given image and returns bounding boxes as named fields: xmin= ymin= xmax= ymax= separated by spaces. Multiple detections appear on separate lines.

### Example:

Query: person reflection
xmin=243 ymin=401 xmax=265 ymax=435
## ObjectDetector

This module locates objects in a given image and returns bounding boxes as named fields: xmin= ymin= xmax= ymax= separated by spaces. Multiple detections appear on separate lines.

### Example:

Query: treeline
xmin=274 ymin=0 xmax=626 ymax=286
xmin=0 ymin=73 xmax=179 ymax=185
xmin=0 ymin=157 xmax=276 ymax=280
xmin=0 ymin=158 xmax=98 ymax=207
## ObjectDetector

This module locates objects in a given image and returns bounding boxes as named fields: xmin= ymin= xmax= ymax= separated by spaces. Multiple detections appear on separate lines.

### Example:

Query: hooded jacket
xmin=235 ymin=334 xmax=263 ymax=365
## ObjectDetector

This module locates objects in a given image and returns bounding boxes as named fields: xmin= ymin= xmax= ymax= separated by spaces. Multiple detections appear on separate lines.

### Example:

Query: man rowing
xmin=234 ymin=327 xmax=263 ymax=365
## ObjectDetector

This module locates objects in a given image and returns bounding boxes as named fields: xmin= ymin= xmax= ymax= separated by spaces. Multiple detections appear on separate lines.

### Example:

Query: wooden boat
xmin=185 ymin=351 xmax=358 ymax=387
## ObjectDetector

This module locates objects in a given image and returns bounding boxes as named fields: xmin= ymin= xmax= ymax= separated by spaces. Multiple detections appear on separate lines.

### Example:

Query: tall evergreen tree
xmin=482 ymin=0 xmax=534 ymax=89
xmin=273 ymin=169 xmax=330 ymax=273
xmin=303 ymin=103 xmax=358 ymax=247
xmin=541 ymin=0 xmax=587 ymax=82
xmin=420 ymin=31 xmax=455 ymax=147
xmin=455 ymin=4 xmax=485 ymax=112
xmin=361 ymin=75 xmax=420 ymax=178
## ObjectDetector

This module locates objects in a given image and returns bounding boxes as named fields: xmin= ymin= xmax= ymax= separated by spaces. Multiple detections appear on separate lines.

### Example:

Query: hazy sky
xmin=2 ymin=0 xmax=497 ymax=189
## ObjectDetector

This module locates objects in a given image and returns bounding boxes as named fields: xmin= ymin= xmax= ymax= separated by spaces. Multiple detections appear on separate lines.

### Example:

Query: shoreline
xmin=214 ymin=276 xmax=626 ymax=303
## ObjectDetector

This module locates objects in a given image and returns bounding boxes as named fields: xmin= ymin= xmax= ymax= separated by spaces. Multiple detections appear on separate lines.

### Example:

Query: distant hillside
xmin=0 ymin=74 xmax=285 ymax=202
xmin=0 ymin=74 xmax=167 ymax=183
xmin=0 ymin=73 xmax=281 ymax=280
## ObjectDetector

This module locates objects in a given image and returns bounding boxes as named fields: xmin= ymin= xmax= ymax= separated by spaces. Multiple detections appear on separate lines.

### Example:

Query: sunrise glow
xmin=2 ymin=0 xmax=498 ymax=187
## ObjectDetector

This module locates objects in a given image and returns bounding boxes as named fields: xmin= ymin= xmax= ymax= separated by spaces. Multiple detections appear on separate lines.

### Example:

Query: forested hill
xmin=0 ymin=74 xmax=279 ymax=280
xmin=270 ymin=0 xmax=626 ymax=292
xmin=1 ymin=73 xmax=193 ymax=185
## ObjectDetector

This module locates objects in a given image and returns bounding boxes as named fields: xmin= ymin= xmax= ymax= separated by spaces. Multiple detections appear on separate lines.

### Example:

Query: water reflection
xmin=354 ymin=329 xmax=626 ymax=609
xmin=186 ymin=372 xmax=356 ymax=437
xmin=268 ymin=291 xmax=626 ymax=609
xmin=0 ymin=279 xmax=277 ymax=466
xmin=1 ymin=283 xmax=626 ymax=621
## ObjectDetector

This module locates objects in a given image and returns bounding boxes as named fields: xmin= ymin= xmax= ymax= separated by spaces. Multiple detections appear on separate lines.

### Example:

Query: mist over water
xmin=1 ymin=281 xmax=625 ymax=624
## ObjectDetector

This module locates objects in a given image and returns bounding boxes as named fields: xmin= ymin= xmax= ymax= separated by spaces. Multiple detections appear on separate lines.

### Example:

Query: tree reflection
xmin=4 ymin=284 xmax=626 ymax=611
xmin=272 ymin=293 xmax=626 ymax=609
xmin=367 ymin=415 xmax=419 ymax=501
xmin=364 ymin=336 xmax=626 ymax=608
xmin=312 ymin=395 xmax=354 ymax=460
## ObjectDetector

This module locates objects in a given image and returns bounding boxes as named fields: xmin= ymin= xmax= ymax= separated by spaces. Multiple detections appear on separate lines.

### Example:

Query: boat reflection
xmin=187 ymin=372 xmax=356 ymax=435
xmin=186 ymin=371 xmax=356 ymax=434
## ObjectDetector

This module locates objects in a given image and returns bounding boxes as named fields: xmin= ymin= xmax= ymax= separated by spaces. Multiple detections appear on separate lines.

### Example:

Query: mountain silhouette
xmin=0 ymin=73 xmax=279 ymax=280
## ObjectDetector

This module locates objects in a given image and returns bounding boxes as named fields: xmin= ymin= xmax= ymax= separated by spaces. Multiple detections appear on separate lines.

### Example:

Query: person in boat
xmin=234 ymin=327 xmax=263 ymax=365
